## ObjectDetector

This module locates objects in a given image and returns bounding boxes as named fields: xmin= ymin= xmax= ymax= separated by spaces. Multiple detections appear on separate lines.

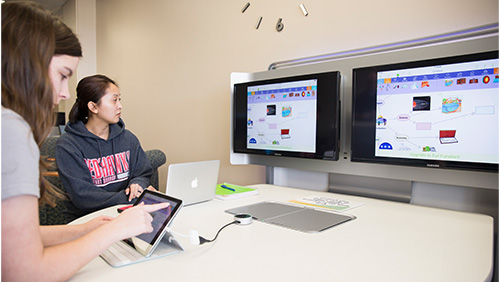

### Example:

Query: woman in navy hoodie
xmin=56 ymin=74 xmax=156 ymax=222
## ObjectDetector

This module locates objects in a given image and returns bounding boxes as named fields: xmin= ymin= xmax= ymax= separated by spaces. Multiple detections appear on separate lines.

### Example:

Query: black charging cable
xmin=197 ymin=214 xmax=253 ymax=245
xmin=198 ymin=220 xmax=238 ymax=245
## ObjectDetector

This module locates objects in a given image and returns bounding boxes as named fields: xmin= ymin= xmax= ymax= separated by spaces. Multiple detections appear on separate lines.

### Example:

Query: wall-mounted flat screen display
xmin=351 ymin=51 xmax=499 ymax=171
xmin=233 ymin=71 xmax=340 ymax=160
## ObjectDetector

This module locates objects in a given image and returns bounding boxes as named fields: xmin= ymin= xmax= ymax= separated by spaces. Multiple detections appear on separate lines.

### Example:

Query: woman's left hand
xmin=125 ymin=183 xmax=144 ymax=201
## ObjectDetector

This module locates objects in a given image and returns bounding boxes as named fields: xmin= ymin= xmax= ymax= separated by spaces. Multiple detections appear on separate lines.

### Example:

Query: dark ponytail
xmin=69 ymin=74 xmax=118 ymax=123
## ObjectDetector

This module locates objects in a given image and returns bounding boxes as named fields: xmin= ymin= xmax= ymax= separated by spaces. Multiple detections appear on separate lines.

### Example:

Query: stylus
xmin=117 ymin=205 xmax=133 ymax=213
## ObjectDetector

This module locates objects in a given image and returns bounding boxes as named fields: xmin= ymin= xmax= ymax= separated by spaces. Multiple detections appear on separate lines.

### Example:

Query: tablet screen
xmin=123 ymin=190 xmax=183 ymax=256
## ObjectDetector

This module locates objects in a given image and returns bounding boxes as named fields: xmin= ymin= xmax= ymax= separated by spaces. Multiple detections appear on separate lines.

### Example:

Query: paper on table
xmin=289 ymin=195 xmax=364 ymax=212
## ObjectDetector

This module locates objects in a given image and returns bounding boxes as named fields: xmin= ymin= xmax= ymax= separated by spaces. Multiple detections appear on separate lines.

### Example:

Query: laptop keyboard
xmin=100 ymin=241 xmax=144 ymax=266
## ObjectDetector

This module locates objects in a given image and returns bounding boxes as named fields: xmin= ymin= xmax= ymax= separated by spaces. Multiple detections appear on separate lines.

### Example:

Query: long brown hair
xmin=1 ymin=1 xmax=82 ymax=206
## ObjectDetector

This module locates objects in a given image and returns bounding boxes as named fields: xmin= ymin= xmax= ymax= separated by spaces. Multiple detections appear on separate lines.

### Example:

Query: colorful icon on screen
xmin=442 ymin=97 xmax=462 ymax=114
xmin=282 ymin=107 xmax=292 ymax=117
xmin=379 ymin=142 xmax=393 ymax=150
xmin=376 ymin=116 xmax=387 ymax=126
xmin=413 ymin=96 xmax=431 ymax=111
xmin=422 ymin=146 xmax=436 ymax=152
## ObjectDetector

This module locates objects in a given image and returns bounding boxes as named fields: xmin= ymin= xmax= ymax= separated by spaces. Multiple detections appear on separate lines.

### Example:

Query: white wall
xmin=68 ymin=0 xmax=497 ymax=193
xmin=60 ymin=0 xmax=97 ymax=113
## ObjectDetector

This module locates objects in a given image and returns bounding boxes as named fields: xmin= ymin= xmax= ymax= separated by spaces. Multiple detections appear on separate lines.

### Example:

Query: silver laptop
xmin=165 ymin=160 xmax=220 ymax=206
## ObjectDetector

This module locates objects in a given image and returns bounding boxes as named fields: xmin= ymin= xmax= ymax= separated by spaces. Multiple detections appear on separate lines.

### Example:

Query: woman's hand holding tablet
xmin=109 ymin=202 xmax=171 ymax=241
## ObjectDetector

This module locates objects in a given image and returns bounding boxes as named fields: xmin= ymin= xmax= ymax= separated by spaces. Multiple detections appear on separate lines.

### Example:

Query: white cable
xmin=165 ymin=217 xmax=251 ymax=246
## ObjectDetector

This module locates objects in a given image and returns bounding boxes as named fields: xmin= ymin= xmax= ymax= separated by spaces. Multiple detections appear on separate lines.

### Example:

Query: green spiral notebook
xmin=215 ymin=183 xmax=259 ymax=200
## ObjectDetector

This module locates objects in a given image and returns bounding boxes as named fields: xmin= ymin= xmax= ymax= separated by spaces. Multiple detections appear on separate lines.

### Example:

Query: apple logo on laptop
xmin=191 ymin=177 xmax=198 ymax=189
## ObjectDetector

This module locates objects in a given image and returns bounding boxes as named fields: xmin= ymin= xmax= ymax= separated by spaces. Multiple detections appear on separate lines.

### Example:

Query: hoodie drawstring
xmin=97 ymin=138 xmax=118 ymax=179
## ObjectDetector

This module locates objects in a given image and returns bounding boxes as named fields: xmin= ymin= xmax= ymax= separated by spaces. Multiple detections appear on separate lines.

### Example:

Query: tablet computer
xmin=122 ymin=190 xmax=183 ymax=257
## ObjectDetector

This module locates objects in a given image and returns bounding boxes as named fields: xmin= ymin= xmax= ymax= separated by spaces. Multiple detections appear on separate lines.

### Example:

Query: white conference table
xmin=69 ymin=184 xmax=494 ymax=282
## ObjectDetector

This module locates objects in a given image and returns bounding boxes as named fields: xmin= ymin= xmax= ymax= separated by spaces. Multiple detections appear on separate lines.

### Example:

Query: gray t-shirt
xmin=1 ymin=107 xmax=40 ymax=200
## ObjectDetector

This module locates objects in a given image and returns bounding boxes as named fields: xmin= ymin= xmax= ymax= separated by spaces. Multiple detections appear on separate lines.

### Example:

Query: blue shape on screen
xmin=249 ymin=138 xmax=257 ymax=144
xmin=442 ymin=102 xmax=460 ymax=113
xmin=379 ymin=142 xmax=393 ymax=150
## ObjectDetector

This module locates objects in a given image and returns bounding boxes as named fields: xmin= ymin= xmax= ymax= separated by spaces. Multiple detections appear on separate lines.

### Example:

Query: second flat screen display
xmin=233 ymin=71 xmax=341 ymax=161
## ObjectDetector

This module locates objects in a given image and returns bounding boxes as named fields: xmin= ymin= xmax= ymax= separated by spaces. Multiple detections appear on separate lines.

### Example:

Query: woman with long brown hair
xmin=1 ymin=2 xmax=168 ymax=281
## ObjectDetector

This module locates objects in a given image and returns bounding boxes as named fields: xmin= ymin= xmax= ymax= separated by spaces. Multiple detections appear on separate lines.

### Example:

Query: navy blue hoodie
xmin=55 ymin=118 xmax=152 ymax=221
